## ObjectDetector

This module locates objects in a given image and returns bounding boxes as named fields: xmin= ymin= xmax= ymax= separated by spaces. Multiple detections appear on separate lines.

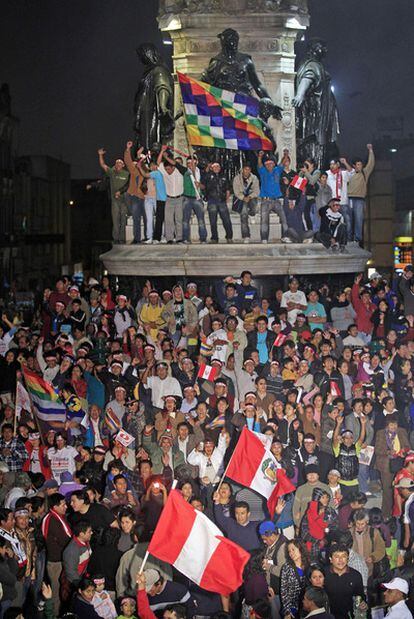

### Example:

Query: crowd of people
xmin=0 ymin=264 xmax=413 ymax=619
xmin=92 ymin=142 xmax=375 ymax=250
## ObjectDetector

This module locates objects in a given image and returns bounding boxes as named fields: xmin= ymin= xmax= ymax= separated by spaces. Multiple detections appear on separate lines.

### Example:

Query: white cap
xmin=382 ymin=577 xmax=409 ymax=595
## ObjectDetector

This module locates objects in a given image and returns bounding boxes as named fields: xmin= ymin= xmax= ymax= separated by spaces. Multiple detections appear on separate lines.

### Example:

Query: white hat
xmin=369 ymin=271 xmax=381 ymax=280
xmin=382 ymin=577 xmax=409 ymax=595
xmin=144 ymin=569 xmax=160 ymax=592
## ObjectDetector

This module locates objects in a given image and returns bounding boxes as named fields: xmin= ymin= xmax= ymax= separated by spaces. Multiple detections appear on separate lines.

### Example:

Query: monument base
xmin=100 ymin=242 xmax=371 ymax=277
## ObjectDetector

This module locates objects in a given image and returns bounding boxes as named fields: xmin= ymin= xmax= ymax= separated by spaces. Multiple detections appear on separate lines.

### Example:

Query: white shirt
xmin=326 ymin=169 xmax=354 ymax=204
xmin=146 ymin=375 xmax=183 ymax=409
xmin=403 ymin=492 xmax=414 ymax=525
xmin=177 ymin=437 xmax=189 ymax=461
xmin=47 ymin=446 xmax=78 ymax=484
xmin=159 ymin=163 xmax=184 ymax=197
xmin=305 ymin=610 xmax=328 ymax=618
xmin=187 ymin=434 xmax=227 ymax=483
xmin=206 ymin=328 xmax=228 ymax=363
xmin=385 ymin=599 xmax=413 ymax=619
xmin=280 ymin=290 xmax=307 ymax=325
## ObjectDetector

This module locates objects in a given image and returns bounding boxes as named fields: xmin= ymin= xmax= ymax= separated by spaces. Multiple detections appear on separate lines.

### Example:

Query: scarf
xmin=332 ymin=168 xmax=342 ymax=198
xmin=42 ymin=508 xmax=72 ymax=539
xmin=0 ymin=528 xmax=27 ymax=567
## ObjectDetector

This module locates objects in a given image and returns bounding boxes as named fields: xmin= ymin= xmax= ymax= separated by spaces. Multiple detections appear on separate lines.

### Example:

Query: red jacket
xmin=351 ymin=284 xmax=376 ymax=334
xmin=308 ymin=500 xmax=328 ymax=541
xmin=137 ymin=589 xmax=156 ymax=619
xmin=23 ymin=442 xmax=52 ymax=479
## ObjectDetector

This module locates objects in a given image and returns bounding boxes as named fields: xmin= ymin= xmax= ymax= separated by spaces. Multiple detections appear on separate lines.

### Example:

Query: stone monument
xmin=158 ymin=0 xmax=309 ymax=163
xmin=293 ymin=38 xmax=340 ymax=168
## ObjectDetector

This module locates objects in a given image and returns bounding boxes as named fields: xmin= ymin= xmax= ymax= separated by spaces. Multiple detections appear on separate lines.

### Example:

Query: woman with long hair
xmin=280 ymin=539 xmax=309 ymax=618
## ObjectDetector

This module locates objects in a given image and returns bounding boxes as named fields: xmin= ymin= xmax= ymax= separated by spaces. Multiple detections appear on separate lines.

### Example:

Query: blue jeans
xmin=349 ymin=197 xmax=365 ymax=242
xmin=129 ymin=196 xmax=145 ymax=243
xmin=183 ymin=198 xmax=207 ymax=242
xmin=340 ymin=203 xmax=353 ymax=241
xmin=260 ymin=198 xmax=288 ymax=240
xmin=144 ymin=197 xmax=156 ymax=240
xmin=358 ymin=462 xmax=370 ymax=493
xmin=310 ymin=201 xmax=320 ymax=231
xmin=207 ymin=200 xmax=233 ymax=240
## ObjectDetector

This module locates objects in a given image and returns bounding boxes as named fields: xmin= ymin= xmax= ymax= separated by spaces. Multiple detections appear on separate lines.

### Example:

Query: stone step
xmin=126 ymin=213 xmax=281 ymax=243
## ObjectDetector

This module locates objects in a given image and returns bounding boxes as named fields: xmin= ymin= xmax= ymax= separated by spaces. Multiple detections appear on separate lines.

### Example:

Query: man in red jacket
xmin=42 ymin=493 xmax=72 ymax=615
xmin=351 ymin=274 xmax=376 ymax=344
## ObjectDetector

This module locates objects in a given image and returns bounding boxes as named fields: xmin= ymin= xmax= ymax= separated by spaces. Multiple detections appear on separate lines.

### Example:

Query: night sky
xmin=2 ymin=0 xmax=413 ymax=178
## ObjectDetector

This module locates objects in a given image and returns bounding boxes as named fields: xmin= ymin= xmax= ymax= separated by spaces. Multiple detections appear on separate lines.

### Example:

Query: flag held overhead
xmin=178 ymin=72 xmax=273 ymax=151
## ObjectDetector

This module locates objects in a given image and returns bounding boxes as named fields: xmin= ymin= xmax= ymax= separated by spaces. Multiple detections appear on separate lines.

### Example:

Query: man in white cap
xmin=382 ymin=577 xmax=412 ymax=618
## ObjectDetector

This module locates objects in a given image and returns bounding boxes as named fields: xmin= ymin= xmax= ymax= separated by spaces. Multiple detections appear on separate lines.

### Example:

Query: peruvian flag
xmin=272 ymin=333 xmax=287 ymax=347
xmin=226 ymin=428 xmax=296 ymax=516
xmin=330 ymin=380 xmax=342 ymax=397
xmin=148 ymin=489 xmax=249 ymax=595
xmin=290 ymin=175 xmax=308 ymax=192
xmin=197 ymin=363 xmax=219 ymax=382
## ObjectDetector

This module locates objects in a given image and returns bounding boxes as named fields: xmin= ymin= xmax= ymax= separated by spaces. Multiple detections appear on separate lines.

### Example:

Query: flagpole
xmin=138 ymin=550 xmax=149 ymax=575
xmin=13 ymin=381 xmax=18 ymax=436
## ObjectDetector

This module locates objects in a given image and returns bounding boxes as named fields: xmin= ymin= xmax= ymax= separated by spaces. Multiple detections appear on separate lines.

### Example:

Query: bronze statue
xmin=292 ymin=38 xmax=339 ymax=168
xmin=201 ymin=28 xmax=270 ymax=98
xmin=133 ymin=43 xmax=174 ymax=150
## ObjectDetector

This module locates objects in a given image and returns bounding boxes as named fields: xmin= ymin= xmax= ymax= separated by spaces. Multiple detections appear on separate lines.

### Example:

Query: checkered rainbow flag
xmin=178 ymin=72 xmax=273 ymax=151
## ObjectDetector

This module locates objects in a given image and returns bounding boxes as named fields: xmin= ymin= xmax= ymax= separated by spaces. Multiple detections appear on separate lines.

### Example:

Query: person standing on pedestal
xmin=124 ymin=141 xmax=146 ymax=244
xmin=159 ymin=146 xmax=184 ymax=244
xmin=257 ymin=151 xmax=290 ymax=244
xmin=165 ymin=154 xmax=207 ymax=244
xmin=201 ymin=162 xmax=233 ymax=244
xmin=97 ymin=148 xmax=130 ymax=244
xmin=348 ymin=144 xmax=375 ymax=246
xmin=326 ymin=158 xmax=354 ymax=242
xmin=137 ymin=150 xmax=166 ymax=244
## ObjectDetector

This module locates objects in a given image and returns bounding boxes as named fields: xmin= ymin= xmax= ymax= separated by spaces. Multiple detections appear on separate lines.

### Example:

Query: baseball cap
xmin=41 ymin=479 xmax=59 ymax=491
xmin=258 ymin=521 xmax=276 ymax=536
xmin=381 ymin=577 xmax=409 ymax=595
xmin=144 ymin=569 xmax=160 ymax=592
xmin=369 ymin=271 xmax=381 ymax=280
xmin=405 ymin=453 xmax=414 ymax=464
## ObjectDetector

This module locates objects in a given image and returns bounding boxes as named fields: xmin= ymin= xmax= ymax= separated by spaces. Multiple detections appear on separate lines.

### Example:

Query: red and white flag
xmin=272 ymin=333 xmax=287 ymax=347
xmin=114 ymin=429 xmax=135 ymax=448
xmin=226 ymin=428 xmax=296 ymax=516
xmin=197 ymin=363 xmax=219 ymax=382
xmin=290 ymin=175 xmax=308 ymax=192
xmin=330 ymin=380 xmax=342 ymax=397
xmin=148 ymin=489 xmax=249 ymax=595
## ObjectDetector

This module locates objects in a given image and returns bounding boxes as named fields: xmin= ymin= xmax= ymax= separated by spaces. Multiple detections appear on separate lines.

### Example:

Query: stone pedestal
xmin=158 ymin=1 xmax=309 ymax=163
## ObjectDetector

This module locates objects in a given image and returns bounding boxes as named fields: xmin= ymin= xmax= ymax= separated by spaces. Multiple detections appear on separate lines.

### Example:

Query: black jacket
xmin=202 ymin=171 xmax=229 ymax=202
xmin=0 ymin=556 xmax=18 ymax=601
xmin=247 ymin=329 xmax=276 ymax=355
